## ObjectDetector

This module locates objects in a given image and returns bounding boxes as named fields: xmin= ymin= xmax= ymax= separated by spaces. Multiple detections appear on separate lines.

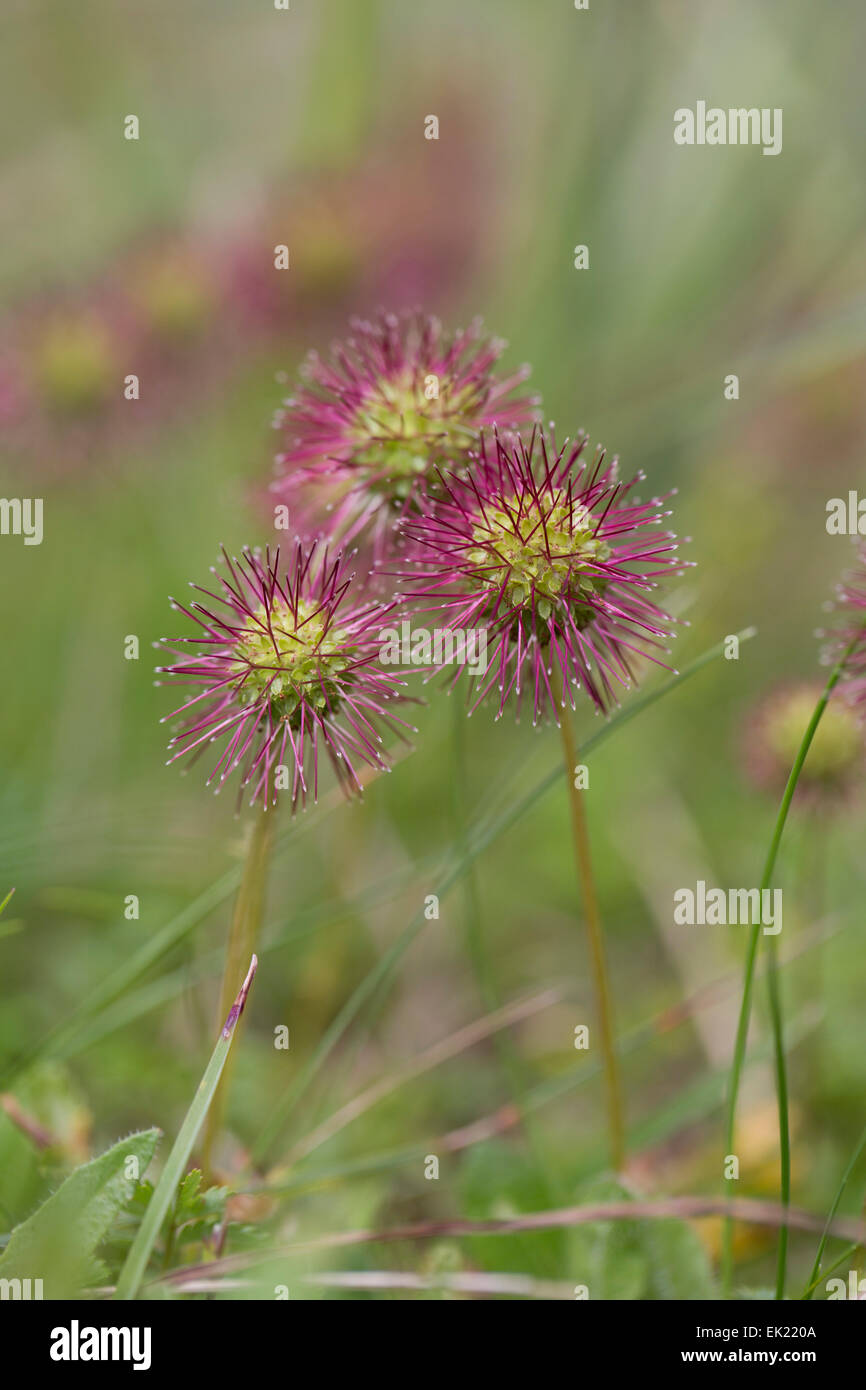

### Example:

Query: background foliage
xmin=2 ymin=0 xmax=866 ymax=1298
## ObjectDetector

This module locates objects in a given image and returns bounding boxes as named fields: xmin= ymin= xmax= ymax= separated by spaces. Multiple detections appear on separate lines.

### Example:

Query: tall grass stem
xmin=721 ymin=639 xmax=856 ymax=1297
xmin=202 ymin=807 xmax=274 ymax=1176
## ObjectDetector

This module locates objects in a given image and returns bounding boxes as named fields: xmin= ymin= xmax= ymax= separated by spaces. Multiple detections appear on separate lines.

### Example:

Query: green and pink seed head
xmin=156 ymin=541 xmax=416 ymax=811
xmin=394 ymin=427 xmax=691 ymax=724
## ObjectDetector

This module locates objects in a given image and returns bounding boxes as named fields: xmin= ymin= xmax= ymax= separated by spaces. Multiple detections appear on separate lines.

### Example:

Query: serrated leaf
xmin=175 ymin=1169 xmax=202 ymax=1218
xmin=0 ymin=1128 xmax=158 ymax=1297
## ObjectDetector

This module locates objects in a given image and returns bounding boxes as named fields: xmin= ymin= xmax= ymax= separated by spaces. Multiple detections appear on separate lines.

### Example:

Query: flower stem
xmin=765 ymin=935 xmax=790 ymax=1298
xmin=202 ymin=806 xmax=274 ymax=1178
xmin=557 ymin=694 xmax=625 ymax=1173
xmin=721 ymin=642 xmax=855 ymax=1297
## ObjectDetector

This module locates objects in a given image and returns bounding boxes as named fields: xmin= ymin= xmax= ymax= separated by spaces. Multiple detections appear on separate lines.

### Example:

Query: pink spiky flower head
xmin=157 ymin=542 xmax=415 ymax=811
xmin=395 ymin=428 xmax=691 ymax=724
xmin=271 ymin=310 xmax=538 ymax=560
xmin=820 ymin=539 xmax=866 ymax=719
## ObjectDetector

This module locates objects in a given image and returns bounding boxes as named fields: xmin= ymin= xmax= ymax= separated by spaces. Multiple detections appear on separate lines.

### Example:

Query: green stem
xmin=803 ymin=1120 xmax=866 ymax=1298
xmin=202 ymin=806 xmax=274 ymax=1178
xmin=801 ymin=1242 xmax=860 ymax=1300
xmin=721 ymin=640 xmax=856 ymax=1297
xmin=557 ymin=689 xmax=625 ymax=1173
xmin=765 ymin=936 xmax=790 ymax=1298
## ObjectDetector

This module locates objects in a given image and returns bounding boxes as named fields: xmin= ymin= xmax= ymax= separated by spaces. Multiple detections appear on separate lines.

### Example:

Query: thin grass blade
xmin=113 ymin=955 xmax=258 ymax=1301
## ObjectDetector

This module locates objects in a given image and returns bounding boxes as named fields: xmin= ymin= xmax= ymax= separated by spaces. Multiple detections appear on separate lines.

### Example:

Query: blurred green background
xmin=2 ymin=0 xmax=866 ymax=1298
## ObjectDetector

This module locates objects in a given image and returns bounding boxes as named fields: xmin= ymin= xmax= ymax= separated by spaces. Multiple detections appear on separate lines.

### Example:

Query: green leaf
xmin=565 ymin=1176 xmax=716 ymax=1301
xmin=169 ymin=1168 xmax=228 ymax=1246
xmin=567 ymin=1176 xmax=650 ymax=1300
xmin=459 ymin=1143 xmax=566 ymax=1276
xmin=113 ymin=956 xmax=257 ymax=1300
xmin=645 ymin=1216 xmax=716 ymax=1300
xmin=0 ymin=1128 xmax=159 ymax=1297
xmin=175 ymin=1168 xmax=202 ymax=1216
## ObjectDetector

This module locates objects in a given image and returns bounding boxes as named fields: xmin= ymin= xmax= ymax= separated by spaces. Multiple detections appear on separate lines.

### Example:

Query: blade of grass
xmin=203 ymin=807 xmax=274 ymax=1178
xmin=765 ymin=935 xmax=791 ymax=1299
xmin=113 ymin=955 xmax=258 ymax=1301
xmin=0 ymin=864 xmax=245 ymax=1088
xmin=56 ymin=863 xmax=429 ymax=1060
xmin=0 ymin=757 xmax=402 ymax=1089
xmin=721 ymin=634 xmax=857 ymax=1299
xmin=259 ymin=1006 xmax=818 ymax=1203
xmin=259 ymin=922 xmax=832 ymax=1200
xmin=281 ymin=986 xmax=561 ymax=1168
xmin=802 ymin=1119 xmax=866 ymax=1299
xmin=0 ymin=888 xmax=18 ymax=940
xmin=801 ymin=1242 xmax=860 ymax=1301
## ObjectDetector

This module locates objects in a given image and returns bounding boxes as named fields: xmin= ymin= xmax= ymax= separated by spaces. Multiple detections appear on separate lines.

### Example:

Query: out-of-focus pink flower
xmin=821 ymin=540 xmax=866 ymax=722
xmin=271 ymin=311 xmax=539 ymax=561
xmin=741 ymin=680 xmax=863 ymax=808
